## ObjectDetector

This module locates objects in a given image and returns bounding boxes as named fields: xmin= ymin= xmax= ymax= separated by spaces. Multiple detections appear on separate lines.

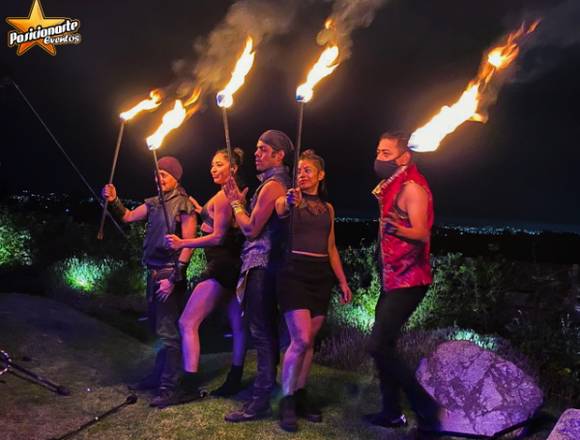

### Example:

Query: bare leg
xmin=281 ymin=309 xmax=312 ymax=396
xmin=227 ymin=296 xmax=247 ymax=367
xmin=296 ymin=315 xmax=325 ymax=390
xmin=179 ymin=279 xmax=226 ymax=373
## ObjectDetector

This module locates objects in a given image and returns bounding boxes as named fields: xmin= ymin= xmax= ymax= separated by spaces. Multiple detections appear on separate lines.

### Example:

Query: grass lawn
xmin=0 ymin=293 xmax=413 ymax=439
xmin=0 ymin=293 xmax=559 ymax=439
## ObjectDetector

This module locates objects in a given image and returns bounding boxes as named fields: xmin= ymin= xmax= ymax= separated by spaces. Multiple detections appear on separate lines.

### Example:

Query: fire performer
xmin=366 ymin=132 xmax=440 ymax=432
xmin=101 ymin=156 xmax=197 ymax=407
xmin=222 ymin=130 xmax=294 ymax=422
xmin=164 ymin=148 xmax=248 ymax=403
xmin=274 ymin=150 xmax=352 ymax=432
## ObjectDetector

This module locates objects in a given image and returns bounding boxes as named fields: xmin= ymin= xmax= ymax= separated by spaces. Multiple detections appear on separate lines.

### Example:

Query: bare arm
xmin=387 ymin=182 xmax=430 ymax=242
xmin=166 ymin=192 xmax=232 ymax=250
xmin=275 ymin=196 xmax=289 ymax=218
xmin=177 ymin=211 xmax=196 ymax=261
xmin=122 ymin=203 xmax=148 ymax=223
xmin=227 ymin=180 xmax=286 ymax=240
xmin=327 ymin=204 xmax=352 ymax=304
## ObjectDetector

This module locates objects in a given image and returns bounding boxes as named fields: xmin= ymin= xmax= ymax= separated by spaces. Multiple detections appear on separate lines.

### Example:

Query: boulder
xmin=547 ymin=409 xmax=580 ymax=440
xmin=417 ymin=340 xmax=543 ymax=437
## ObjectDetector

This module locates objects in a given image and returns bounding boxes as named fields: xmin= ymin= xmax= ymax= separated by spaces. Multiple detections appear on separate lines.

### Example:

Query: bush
xmin=50 ymin=256 xmax=124 ymax=294
xmin=325 ymin=247 xmax=579 ymax=405
xmin=315 ymin=325 xmax=373 ymax=373
xmin=0 ymin=209 xmax=34 ymax=267
xmin=407 ymin=253 xmax=509 ymax=333
xmin=187 ymin=248 xmax=207 ymax=281
xmin=327 ymin=244 xmax=380 ymax=332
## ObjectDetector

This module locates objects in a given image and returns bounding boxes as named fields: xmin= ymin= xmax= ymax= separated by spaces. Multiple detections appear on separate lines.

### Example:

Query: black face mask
xmin=374 ymin=159 xmax=400 ymax=180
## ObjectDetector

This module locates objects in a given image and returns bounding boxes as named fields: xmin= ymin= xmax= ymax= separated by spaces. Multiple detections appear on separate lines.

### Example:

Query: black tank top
xmin=291 ymin=193 xmax=331 ymax=255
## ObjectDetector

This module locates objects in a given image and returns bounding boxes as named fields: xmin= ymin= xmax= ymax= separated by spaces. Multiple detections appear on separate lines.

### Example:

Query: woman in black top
xmin=165 ymin=148 xmax=247 ymax=402
xmin=274 ymin=150 xmax=352 ymax=431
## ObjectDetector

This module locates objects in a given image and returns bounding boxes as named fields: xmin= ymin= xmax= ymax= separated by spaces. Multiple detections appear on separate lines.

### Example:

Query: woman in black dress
xmin=274 ymin=150 xmax=352 ymax=431
xmin=165 ymin=148 xmax=247 ymax=402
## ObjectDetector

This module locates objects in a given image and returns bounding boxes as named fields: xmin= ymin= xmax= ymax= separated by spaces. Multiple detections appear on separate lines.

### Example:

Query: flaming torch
xmin=294 ymin=45 xmax=339 ymax=185
xmin=216 ymin=37 xmax=256 ymax=162
xmin=97 ymin=90 xmax=163 ymax=240
xmin=409 ymin=20 xmax=540 ymax=152
xmin=146 ymin=99 xmax=188 ymax=230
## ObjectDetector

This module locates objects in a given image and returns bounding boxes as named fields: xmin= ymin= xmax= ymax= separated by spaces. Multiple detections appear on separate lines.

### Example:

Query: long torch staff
xmin=289 ymin=102 xmax=305 ymax=252
xmin=292 ymin=102 xmax=305 ymax=187
xmin=10 ymin=80 xmax=127 ymax=238
xmin=97 ymin=121 xmax=125 ymax=239
xmin=221 ymin=107 xmax=233 ymax=164
xmin=151 ymin=149 xmax=171 ymax=231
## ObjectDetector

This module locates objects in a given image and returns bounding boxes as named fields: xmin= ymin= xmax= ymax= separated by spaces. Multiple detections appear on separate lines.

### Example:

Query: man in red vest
xmin=366 ymin=131 xmax=440 ymax=434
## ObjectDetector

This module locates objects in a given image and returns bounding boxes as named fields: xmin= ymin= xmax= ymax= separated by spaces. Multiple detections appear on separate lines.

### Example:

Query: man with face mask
xmin=366 ymin=132 xmax=440 ymax=434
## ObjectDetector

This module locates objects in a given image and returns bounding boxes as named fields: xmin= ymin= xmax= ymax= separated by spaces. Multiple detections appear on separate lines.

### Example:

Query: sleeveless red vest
xmin=373 ymin=163 xmax=434 ymax=291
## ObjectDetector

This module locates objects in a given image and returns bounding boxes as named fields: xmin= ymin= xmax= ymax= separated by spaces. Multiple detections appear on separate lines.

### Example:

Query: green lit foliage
xmin=327 ymin=244 xmax=380 ymax=332
xmin=187 ymin=248 xmax=207 ymax=280
xmin=0 ymin=210 xmax=34 ymax=267
xmin=52 ymin=256 xmax=123 ymax=293
xmin=407 ymin=253 xmax=507 ymax=333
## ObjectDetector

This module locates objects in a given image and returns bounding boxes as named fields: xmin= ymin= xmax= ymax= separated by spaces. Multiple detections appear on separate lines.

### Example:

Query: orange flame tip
xmin=216 ymin=37 xmax=255 ymax=109
xmin=296 ymin=45 xmax=339 ymax=103
xmin=120 ymin=90 xmax=163 ymax=121
xmin=146 ymin=100 xmax=186 ymax=151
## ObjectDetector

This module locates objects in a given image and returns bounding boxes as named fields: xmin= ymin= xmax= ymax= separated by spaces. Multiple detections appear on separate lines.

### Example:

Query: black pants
xmin=146 ymin=269 xmax=187 ymax=390
xmin=367 ymin=285 xmax=439 ymax=422
xmin=244 ymin=267 xmax=279 ymax=402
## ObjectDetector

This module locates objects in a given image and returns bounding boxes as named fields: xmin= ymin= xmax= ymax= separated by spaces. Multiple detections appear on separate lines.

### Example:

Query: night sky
xmin=2 ymin=0 xmax=579 ymax=229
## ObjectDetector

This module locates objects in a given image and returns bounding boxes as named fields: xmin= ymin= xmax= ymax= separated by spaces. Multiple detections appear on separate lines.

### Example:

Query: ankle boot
xmin=278 ymin=395 xmax=298 ymax=432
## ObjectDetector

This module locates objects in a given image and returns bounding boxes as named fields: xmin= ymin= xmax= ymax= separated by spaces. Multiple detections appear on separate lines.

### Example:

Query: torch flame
xmin=146 ymin=100 xmax=186 ymax=151
xmin=216 ymin=37 xmax=255 ymax=109
xmin=184 ymin=86 xmax=202 ymax=107
xmin=296 ymin=45 xmax=339 ymax=103
xmin=120 ymin=90 xmax=163 ymax=121
xmin=409 ymin=20 xmax=540 ymax=152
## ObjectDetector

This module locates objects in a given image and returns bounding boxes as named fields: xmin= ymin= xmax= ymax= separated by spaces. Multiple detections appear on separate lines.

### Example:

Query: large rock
xmin=416 ymin=340 xmax=543 ymax=437
xmin=547 ymin=409 xmax=580 ymax=440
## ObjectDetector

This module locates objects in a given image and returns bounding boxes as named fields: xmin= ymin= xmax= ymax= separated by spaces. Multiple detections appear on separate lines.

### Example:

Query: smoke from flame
xmin=409 ymin=20 xmax=541 ymax=152
xmin=317 ymin=0 xmax=387 ymax=62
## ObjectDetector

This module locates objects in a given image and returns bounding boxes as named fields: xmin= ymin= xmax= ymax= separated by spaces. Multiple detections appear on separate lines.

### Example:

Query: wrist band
xmin=110 ymin=197 xmax=127 ymax=219
xmin=230 ymin=200 xmax=246 ymax=215
xmin=233 ymin=205 xmax=246 ymax=216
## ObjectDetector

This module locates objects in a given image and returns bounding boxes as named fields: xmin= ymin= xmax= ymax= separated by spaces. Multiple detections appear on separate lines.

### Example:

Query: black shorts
xmin=277 ymin=254 xmax=336 ymax=317
xmin=198 ymin=246 xmax=241 ymax=290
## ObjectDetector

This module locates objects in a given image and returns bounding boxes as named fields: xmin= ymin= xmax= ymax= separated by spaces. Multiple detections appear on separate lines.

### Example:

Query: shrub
xmin=315 ymin=325 xmax=373 ymax=373
xmin=407 ymin=253 xmax=509 ymax=333
xmin=50 ymin=256 xmax=124 ymax=294
xmin=0 ymin=210 xmax=34 ymax=267
xmin=187 ymin=248 xmax=207 ymax=281
xmin=327 ymin=244 xmax=380 ymax=332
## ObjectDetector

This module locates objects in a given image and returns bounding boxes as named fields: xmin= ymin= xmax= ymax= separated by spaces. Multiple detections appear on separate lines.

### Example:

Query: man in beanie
xmin=223 ymin=130 xmax=293 ymax=422
xmin=102 ymin=155 xmax=198 ymax=407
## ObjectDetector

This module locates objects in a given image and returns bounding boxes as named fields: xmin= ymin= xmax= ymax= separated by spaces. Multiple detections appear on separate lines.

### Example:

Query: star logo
xmin=6 ymin=0 xmax=69 ymax=56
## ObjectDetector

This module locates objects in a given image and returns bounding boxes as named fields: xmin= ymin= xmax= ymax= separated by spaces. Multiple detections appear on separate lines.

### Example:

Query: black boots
xmin=278 ymin=395 xmax=298 ymax=432
xmin=150 ymin=372 xmax=207 ymax=408
xmin=211 ymin=365 xmax=243 ymax=397
xmin=294 ymin=388 xmax=322 ymax=423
